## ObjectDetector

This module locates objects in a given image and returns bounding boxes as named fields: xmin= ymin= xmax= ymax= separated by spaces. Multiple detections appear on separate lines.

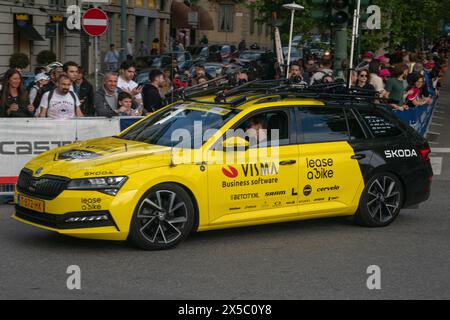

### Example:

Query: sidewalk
xmin=428 ymin=61 xmax=450 ymax=181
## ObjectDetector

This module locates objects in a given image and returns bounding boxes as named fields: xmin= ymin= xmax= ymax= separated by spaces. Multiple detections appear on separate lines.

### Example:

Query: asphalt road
xmin=1 ymin=175 xmax=449 ymax=300
xmin=1 ymin=71 xmax=450 ymax=301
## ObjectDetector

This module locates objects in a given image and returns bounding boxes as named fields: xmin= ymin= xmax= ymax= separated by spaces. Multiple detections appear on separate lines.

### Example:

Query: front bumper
xmin=12 ymin=188 xmax=139 ymax=241
xmin=14 ymin=205 xmax=117 ymax=230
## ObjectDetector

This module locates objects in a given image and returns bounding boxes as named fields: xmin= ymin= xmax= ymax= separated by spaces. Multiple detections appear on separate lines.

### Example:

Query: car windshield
xmin=220 ymin=46 xmax=231 ymax=55
xmin=120 ymin=103 xmax=240 ymax=148
xmin=239 ymin=52 xmax=262 ymax=60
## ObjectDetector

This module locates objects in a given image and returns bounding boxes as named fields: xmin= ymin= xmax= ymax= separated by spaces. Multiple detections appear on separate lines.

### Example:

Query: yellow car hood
xmin=24 ymin=136 xmax=172 ymax=179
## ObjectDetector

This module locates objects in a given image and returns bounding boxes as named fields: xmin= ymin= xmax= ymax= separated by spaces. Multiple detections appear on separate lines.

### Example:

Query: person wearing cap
xmin=362 ymin=52 xmax=374 ymax=64
xmin=29 ymin=73 xmax=49 ymax=106
xmin=377 ymin=55 xmax=390 ymax=69
xmin=379 ymin=69 xmax=391 ymax=82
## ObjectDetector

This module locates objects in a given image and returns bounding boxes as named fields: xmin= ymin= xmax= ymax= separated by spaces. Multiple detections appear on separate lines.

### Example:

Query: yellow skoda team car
xmin=13 ymin=83 xmax=433 ymax=250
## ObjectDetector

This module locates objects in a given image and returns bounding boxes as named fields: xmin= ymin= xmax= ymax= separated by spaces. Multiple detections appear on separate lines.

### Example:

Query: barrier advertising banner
xmin=0 ymin=118 xmax=121 ymax=192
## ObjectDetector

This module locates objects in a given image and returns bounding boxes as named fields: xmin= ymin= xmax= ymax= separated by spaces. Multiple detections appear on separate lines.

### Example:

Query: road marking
xmin=434 ymin=110 xmax=445 ymax=114
xmin=431 ymin=122 xmax=443 ymax=126
xmin=430 ymin=157 xmax=443 ymax=175
xmin=432 ymin=115 xmax=445 ymax=120
xmin=431 ymin=148 xmax=450 ymax=153
xmin=428 ymin=131 xmax=441 ymax=135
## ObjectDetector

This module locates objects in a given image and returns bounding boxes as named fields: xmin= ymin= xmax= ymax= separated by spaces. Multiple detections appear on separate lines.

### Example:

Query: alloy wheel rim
xmin=367 ymin=176 xmax=401 ymax=223
xmin=137 ymin=190 xmax=188 ymax=244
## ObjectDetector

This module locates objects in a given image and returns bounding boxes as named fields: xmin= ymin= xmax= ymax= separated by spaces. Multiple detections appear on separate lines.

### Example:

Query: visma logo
xmin=242 ymin=162 xmax=278 ymax=177
xmin=222 ymin=165 xmax=239 ymax=178
xmin=222 ymin=162 xmax=279 ymax=178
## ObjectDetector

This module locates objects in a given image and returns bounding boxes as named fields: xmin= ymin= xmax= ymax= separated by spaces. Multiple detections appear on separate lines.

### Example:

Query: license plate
xmin=18 ymin=195 xmax=45 ymax=213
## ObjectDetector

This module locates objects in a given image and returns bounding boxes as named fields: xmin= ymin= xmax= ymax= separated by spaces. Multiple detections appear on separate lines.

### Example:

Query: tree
xmin=248 ymin=0 xmax=325 ymax=45
xmin=36 ymin=50 xmax=57 ymax=66
xmin=9 ymin=53 xmax=29 ymax=70
xmin=361 ymin=0 xmax=450 ymax=51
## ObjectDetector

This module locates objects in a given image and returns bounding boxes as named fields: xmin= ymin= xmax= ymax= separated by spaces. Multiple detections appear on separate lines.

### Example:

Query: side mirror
xmin=222 ymin=136 xmax=249 ymax=151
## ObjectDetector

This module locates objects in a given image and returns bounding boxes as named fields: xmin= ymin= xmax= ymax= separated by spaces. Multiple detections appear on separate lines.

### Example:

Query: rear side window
xmin=298 ymin=107 xmax=348 ymax=143
xmin=358 ymin=109 xmax=402 ymax=138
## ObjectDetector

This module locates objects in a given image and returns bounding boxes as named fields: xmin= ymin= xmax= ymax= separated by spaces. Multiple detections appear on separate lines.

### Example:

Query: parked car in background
xmin=282 ymin=47 xmax=303 ymax=63
xmin=199 ymin=44 xmax=238 ymax=63
xmin=187 ymin=45 xmax=205 ymax=62
xmin=190 ymin=62 xmax=225 ymax=79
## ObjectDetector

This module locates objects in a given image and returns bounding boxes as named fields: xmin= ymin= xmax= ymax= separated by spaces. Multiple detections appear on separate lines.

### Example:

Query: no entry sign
xmin=82 ymin=8 xmax=108 ymax=37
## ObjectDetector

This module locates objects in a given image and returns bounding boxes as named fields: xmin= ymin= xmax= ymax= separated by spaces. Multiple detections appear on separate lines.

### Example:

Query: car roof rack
xmin=167 ymin=79 xmax=395 ymax=108
xmin=212 ymin=80 xmax=394 ymax=106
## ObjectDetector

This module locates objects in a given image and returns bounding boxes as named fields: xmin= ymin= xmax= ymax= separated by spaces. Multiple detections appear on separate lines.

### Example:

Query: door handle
xmin=279 ymin=160 xmax=297 ymax=166
xmin=351 ymin=154 xmax=366 ymax=160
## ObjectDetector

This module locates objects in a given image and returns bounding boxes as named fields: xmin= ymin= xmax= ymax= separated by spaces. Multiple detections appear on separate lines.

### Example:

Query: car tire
xmin=355 ymin=172 xmax=404 ymax=227
xmin=128 ymin=183 xmax=195 ymax=250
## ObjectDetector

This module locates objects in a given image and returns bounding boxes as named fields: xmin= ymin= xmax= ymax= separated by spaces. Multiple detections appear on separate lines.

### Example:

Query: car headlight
xmin=67 ymin=177 xmax=128 ymax=196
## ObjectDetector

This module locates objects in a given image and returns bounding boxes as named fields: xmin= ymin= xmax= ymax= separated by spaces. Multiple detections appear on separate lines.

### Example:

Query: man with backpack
xmin=38 ymin=74 xmax=84 ymax=119
xmin=310 ymin=59 xmax=334 ymax=85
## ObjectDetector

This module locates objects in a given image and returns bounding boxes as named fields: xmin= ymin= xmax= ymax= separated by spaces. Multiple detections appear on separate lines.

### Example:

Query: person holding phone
xmin=117 ymin=61 xmax=144 ymax=111
xmin=0 ymin=69 xmax=35 ymax=117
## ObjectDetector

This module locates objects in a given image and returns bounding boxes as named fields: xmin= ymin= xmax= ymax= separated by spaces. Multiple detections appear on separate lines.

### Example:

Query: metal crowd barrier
xmin=391 ymin=94 xmax=438 ymax=137
xmin=0 ymin=96 xmax=440 ymax=201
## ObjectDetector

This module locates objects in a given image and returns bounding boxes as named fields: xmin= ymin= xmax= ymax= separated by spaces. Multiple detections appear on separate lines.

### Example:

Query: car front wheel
xmin=128 ymin=183 xmax=195 ymax=250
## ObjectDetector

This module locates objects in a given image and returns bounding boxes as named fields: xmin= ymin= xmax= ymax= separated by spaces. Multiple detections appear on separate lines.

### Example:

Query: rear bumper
xmin=403 ymin=164 xmax=433 ymax=208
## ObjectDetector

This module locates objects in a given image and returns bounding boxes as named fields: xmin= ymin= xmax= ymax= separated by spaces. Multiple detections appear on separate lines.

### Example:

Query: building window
xmin=148 ymin=0 xmax=156 ymax=9
xmin=218 ymin=4 xmax=234 ymax=32
xmin=49 ymin=0 xmax=66 ymax=8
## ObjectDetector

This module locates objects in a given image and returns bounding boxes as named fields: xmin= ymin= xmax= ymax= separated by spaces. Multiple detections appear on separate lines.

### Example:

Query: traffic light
xmin=331 ymin=0 xmax=350 ymax=26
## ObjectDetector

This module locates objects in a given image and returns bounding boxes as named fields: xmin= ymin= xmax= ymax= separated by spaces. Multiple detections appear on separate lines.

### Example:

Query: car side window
xmin=346 ymin=109 xmax=367 ymax=140
xmin=298 ymin=107 xmax=349 ymax=143
xmin=357 ymin=109 xmax=402 ymax=138
xmin=235 ymin=110 xmax=291 ymax=147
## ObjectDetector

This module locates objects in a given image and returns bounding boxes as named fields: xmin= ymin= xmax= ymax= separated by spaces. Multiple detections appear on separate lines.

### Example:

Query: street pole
xmin=95 ymin=36 xmax=99 ymax=90
xmin=348 ymin=0 xmax=361 ymax=88
xmin=282 ymin=3 xmax=304 ymax=80
xmin=286 ymin=9 xmax=295 ymax=79
xmin=120 ymin=0 xmax=127 ymax=62
xmin=56 ymin=23 xmax=59 ymax=62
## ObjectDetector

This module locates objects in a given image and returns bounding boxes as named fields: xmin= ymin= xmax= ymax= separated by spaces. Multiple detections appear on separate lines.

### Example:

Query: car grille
xmin=16 ymin=169 xmax=70 ymax=200
xmin=15 ymin=206 xmax=116 ymax=230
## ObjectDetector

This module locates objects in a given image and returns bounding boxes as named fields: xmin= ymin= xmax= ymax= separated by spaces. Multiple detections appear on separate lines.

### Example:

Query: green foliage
xmin=9 ymin=53 xmax=29 ymax=70
xmin=36 ymin=50 xmax=57 ymax=66
xmin=248 ymin=0 xmax=329 ymax=43
xmin=361 ymin=0 xmax=450 ymax=50
xmin=250 ymin=0 xmax=450 ymax=49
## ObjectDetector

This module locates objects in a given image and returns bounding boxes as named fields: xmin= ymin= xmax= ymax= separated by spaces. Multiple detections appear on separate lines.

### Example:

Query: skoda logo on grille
xmin=35 ymin=167 xmax=43 ymax=176
xmin=29 ymin=180 xmax=37 ymax=192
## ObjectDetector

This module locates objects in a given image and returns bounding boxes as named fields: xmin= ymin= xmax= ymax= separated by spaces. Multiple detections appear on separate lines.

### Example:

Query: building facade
xmin=0 ymin=0 xmax=172 ymax=75
xmin=0 ymin=0 xmax=82 ymax=74
xmin=171 ymin=0 xmax=273 ymax=50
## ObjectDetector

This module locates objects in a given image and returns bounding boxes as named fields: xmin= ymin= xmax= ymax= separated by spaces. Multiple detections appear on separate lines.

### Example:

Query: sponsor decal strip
xmin=0 ymin=177 xmax=18 ymax=184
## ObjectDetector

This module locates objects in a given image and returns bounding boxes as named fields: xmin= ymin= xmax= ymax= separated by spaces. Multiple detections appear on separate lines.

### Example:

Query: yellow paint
xmin=13 ymin=97 xmax=364 ymax=241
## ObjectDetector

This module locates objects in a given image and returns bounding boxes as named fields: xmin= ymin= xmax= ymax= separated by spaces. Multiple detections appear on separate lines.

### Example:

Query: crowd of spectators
xmin=0 ymin=38 xmax=448 ymax=119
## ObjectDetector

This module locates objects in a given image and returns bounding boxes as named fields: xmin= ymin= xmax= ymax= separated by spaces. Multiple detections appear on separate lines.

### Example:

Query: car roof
xmin=182 ymin=95 xmax=326 ymax=111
